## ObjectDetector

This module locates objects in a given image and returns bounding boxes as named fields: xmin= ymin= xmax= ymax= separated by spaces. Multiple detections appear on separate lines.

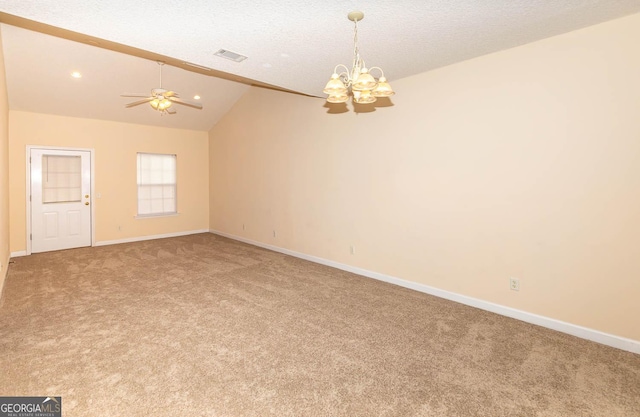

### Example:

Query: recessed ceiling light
xmin=71 ymin=71 xmax=82 ymax=78
xmin=193 ymin=95 xmax=201 ymax=100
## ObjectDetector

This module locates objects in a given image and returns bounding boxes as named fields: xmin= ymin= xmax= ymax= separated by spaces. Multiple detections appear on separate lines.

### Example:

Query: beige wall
xmin=9 ymin=111 xmax=209 ymax=252
xmin=0 ymin=26 xmax=10 ymax=295
xmin=209 ymin=14 xmax=640 ymax=341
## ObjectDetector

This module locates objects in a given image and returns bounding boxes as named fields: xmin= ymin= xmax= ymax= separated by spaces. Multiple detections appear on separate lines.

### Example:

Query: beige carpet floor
xmin=0 ymin=233 xmax=638 ymax=416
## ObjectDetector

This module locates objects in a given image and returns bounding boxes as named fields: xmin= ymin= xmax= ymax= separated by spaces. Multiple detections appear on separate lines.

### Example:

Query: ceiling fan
xmin=121 ymin=61 xmax=203 ymax=115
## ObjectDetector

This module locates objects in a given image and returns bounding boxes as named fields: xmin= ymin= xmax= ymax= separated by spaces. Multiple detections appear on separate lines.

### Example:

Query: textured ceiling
xmin=1 ymin=1 xmax=640 ymax=131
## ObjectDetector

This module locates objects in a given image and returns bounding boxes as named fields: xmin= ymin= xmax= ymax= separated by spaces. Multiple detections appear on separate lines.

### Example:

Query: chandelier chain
xmin=353 ymin=18 xmax=359 ymax=63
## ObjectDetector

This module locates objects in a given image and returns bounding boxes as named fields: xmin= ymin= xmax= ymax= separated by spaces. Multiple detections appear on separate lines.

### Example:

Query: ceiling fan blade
xmin=121 ymin=93 xmax=151 ymax=98
xmin=125 ymin=97 xmax=154 ymax=108
xmin=164 ymin=91 xmax=178 ymax=97
xmin=168 ymin=97 xmax=203 ymax=109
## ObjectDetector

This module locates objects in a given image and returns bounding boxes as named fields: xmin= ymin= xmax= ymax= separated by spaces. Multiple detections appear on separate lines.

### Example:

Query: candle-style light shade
xmin=353 ymin=89 xmax=376 ymax=104
xmin=351 ymin=69 xmax=377 ymax=91
xmin=323 ymin=74 xmax=348 ymax=94
xmin=327 ymin=92 xmax=350 ymax=103
xmin=371 ymin=77 xmax=395 ymax=97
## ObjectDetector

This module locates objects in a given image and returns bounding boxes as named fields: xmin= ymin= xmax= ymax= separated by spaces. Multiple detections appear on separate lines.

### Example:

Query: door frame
xmin=25 ymin=145 xmax=96 ymax=255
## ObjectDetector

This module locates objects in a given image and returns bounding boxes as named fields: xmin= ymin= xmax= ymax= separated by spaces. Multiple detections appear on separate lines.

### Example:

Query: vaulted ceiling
xmin=2 ymin=1 xmax=640 ymax=131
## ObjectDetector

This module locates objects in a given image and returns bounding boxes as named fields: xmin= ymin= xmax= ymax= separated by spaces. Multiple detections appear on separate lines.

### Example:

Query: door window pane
xmin=42 ymin=155 xmax=82 ymax=203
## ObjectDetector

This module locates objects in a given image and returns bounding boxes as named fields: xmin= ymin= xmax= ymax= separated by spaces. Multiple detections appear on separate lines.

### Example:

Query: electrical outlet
xmin=242 ymin=223 xmax=245 ymax=231
xmin=350 ymin=245 xmax=355 ymax=255
xmin=273 ymin=230 xmax=276 ymax=238
xmin=510 ymin=278 xmax=520 ymax=291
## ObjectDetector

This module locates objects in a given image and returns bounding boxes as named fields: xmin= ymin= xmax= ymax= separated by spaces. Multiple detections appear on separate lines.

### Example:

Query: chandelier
xmin=323 ymin=11 xmax=395 ymax=104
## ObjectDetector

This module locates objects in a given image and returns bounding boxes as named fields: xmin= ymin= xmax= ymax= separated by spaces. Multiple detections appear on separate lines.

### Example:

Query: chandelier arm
xmin=367 ymin=67 xmax=385 ymax=78
xmin=334 ymin=64 xmax=351 ymax=75
xmin=332 ymin=64 xmax=352 ymax=85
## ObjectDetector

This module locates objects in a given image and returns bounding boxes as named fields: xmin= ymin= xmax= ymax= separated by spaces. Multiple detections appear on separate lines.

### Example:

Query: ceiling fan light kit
xmin=324 ymin=11 xmax=395 ymax=105
xmin=121 ymin=61 xmax=203 ymax=115
xmin=149 ymin=91 xmax=173 ymax=111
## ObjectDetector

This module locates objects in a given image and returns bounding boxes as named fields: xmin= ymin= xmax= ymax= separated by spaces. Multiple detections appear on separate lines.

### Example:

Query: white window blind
xmin=137 ymin=153 xmax=176 ymax=216
xmin=42 ymin=155 xmax=82 ymax=204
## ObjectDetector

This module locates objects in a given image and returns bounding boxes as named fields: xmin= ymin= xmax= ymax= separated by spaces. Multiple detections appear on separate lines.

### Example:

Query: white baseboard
xmin=0 ymin=253 xmax=10 ymax=308
xmin=95 ymin=229 xmax=210 ymax=247
xmin=10 ymin=229 xmax=209 ymax=255
xmin=210 ymin=229 xmax=640 ymax=355
xmin=10 ymin=230 xmax=210 ymax=255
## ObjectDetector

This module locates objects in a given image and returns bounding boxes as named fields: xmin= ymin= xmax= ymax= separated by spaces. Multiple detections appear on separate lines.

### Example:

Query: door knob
xmin=85 ymin=202 xmax=90 ymax=205
xmin=85 ymin=194 xmax=89 ymax=198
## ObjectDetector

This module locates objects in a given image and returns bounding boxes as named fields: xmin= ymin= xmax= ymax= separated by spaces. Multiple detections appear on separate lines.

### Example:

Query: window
xmin=42 ymin=155 xmax=82 ymax=203
xmin=137 ymin=153 xmax=176 ymax=216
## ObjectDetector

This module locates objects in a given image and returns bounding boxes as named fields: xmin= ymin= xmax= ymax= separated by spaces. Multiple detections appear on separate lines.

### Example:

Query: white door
xmin=30 ymin=148 xmax=92 ymax=253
